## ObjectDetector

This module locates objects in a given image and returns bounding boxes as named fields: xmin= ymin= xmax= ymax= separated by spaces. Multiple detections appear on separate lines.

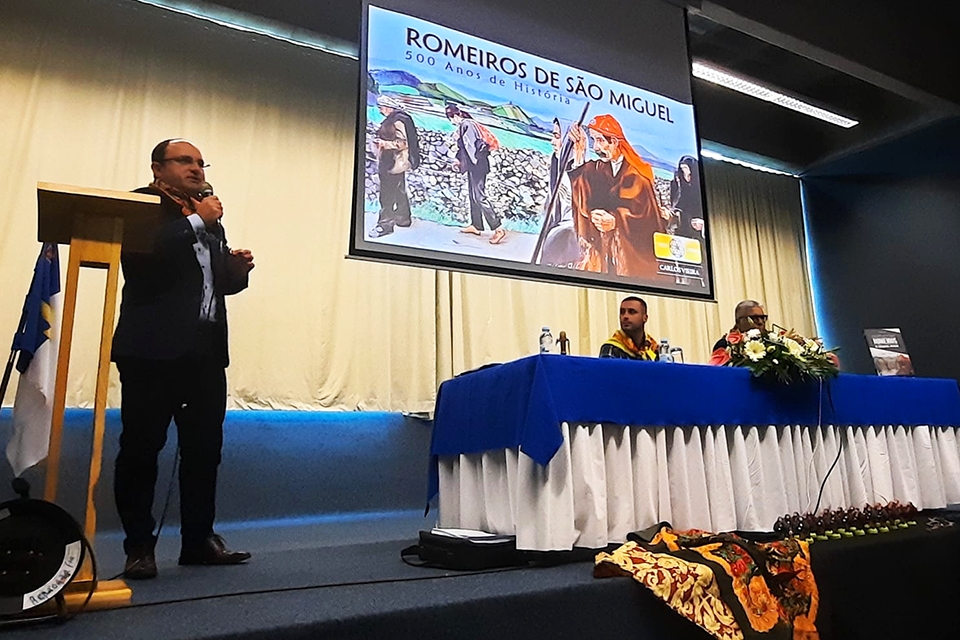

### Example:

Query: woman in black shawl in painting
xmin=669 ymin=155 xmax=704 ymax=238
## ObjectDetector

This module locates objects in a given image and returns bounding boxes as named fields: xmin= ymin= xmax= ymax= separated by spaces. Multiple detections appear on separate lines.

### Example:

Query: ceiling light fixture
xmin=700 ymin=149 xmax=798 ymax=177
xmin=131 ymin=0 xmax=359 ymax=59
xmin=692 ymin=61 xmax=858 ymax=129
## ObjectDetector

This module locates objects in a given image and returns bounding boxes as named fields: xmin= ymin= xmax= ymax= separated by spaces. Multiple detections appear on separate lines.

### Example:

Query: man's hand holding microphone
xmin=192 ymin=182 xmax=255 ymax=273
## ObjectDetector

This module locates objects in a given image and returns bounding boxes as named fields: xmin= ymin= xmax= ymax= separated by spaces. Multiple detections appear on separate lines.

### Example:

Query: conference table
xmin=430 ymin=355 xmax=960 ymax=551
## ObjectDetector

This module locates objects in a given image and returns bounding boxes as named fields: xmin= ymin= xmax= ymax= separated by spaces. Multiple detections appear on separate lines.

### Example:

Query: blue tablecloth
xmin=431 ymin=355 xmax=960 ymax=467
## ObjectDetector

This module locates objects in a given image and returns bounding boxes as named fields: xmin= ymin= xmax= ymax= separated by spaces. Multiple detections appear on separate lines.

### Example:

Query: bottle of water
xmin=658 ymin=338 xmax=674 ymax=363
xmin=539 ymin=327 xmax=554 ymax=354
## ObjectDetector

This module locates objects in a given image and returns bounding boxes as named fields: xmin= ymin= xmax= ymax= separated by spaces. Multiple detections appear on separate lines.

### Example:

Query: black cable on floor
xmin=114 ymin=563 xmax=532 ymax=612
xmin=107 ymin=444 xmax=180 ymax=581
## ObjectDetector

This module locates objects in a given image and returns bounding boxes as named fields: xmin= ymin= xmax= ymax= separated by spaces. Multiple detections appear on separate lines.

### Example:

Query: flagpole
xmin=0 ymin=298 xmax=29 ymax=408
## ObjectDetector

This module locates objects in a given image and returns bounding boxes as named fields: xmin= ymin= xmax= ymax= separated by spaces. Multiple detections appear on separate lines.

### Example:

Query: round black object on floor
xmin=0 ymin=480 xmax=85 ymax=615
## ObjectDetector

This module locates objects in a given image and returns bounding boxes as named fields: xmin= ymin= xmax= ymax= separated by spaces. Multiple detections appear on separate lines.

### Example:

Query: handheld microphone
xmin=198 ymin=181 xmax=225 ymax=244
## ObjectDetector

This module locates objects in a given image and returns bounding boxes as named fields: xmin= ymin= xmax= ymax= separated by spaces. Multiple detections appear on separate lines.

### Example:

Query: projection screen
xmin=351 ymin=0 xmax=713 ymax=300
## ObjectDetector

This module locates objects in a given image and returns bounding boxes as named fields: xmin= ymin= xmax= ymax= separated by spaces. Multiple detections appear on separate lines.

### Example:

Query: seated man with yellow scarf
xmin=599 ymin=296 xmax=659 ymax=361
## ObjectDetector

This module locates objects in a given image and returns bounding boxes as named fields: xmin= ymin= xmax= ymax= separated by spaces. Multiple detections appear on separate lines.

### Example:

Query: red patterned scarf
xmin=151 ymin=179 xmax=197 ymax=217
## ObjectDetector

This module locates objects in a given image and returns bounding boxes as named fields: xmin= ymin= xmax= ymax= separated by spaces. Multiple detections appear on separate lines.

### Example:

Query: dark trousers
xmin=378 ymin=170 xmax=411 ymax=230
xmin=467 ymin=166 xmax=500 ymax=231
xmin=114 ymin=354 xmax=226 ymax=551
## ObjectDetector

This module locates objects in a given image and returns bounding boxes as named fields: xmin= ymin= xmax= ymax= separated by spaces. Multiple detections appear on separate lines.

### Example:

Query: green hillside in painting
xmin=417 ymin=82 xmax=469 ymax=104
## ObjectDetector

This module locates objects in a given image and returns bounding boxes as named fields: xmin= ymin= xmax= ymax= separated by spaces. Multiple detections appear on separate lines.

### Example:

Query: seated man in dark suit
xmin=598 ymin=296 xmax=659 ymax=360
xmin=112 ymin=138 xmax=255 ymax=579
xmin=709 ymin=299 xmax=767 ymax=365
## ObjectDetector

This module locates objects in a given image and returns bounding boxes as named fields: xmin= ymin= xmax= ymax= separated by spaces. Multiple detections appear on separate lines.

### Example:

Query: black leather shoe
xmin=179 ymin=534 xmax=251 ymax=566
xmin=124 ymin=542 xmax=158 ymax=580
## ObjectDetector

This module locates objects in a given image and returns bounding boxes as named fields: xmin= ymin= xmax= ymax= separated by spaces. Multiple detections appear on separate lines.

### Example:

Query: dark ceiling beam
xmin=801 ymin=112 xmax=950 ymax=176
xmin=694 ymin=1 xmax=959 ymax=114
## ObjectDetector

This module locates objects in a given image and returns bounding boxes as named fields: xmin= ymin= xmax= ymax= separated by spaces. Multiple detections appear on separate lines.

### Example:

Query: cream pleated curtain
xmin=0 ymin=0 xmax=814 ymax=412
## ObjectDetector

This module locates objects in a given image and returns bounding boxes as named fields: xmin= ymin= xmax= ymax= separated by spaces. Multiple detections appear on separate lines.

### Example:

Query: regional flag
xmin=6 ymin=243 xmax=61 ymax=477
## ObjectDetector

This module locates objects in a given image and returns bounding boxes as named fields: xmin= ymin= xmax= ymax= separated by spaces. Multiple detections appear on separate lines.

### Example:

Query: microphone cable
xmin=107 ymin=443 xmax=180 ymax=581
xmin=813 ymin=379 xmax=842 ymax=515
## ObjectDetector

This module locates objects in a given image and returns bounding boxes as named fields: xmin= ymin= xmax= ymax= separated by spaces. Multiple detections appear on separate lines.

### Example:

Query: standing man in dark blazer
xmin=112 ymin=138 xmax=255 ymax=579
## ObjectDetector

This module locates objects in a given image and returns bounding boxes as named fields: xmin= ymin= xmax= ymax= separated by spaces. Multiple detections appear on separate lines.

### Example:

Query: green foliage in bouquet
xmin=725 ymin=328 xmax=839 ymax=384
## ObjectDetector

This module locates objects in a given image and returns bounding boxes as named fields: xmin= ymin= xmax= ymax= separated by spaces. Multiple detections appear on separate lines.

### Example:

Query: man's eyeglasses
xmin=162 ymin=156 xmax=210 ymax=169
xmin=738 ymin=314 xmax=768 ymax=323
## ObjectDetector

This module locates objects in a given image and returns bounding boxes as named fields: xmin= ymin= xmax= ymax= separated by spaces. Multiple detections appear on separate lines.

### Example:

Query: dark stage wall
xmin=0 ymin=409 xmax=433 ymax=531
xmin=802 ymin=117 xmax=960 ymax=380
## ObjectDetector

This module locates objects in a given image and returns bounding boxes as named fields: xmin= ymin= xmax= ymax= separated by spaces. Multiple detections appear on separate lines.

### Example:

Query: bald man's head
xmin=734 ymin=300 xmax=767 ymax=333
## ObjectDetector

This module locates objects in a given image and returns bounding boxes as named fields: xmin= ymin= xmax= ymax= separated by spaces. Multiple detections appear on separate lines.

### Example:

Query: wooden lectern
xmin=37 ymin=182 xmax=160 ymax=609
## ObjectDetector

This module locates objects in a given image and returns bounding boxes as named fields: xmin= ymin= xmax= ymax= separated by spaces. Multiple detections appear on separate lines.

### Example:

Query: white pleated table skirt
xmin=437 ymin=422 xmax=960 ymax=551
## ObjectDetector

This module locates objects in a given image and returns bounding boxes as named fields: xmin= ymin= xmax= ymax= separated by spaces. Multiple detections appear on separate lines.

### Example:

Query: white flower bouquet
xmin=725 ymin=328 xmax=839 ymax=384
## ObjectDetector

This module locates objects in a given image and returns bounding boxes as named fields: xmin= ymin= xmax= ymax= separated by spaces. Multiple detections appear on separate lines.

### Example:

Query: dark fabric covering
xmin=811 ymin=512 xmax=960 ymax=640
